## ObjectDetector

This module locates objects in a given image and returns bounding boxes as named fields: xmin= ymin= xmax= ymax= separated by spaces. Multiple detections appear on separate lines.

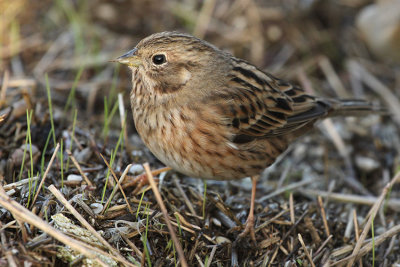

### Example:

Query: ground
xmin=1 ymin=0 xmax=400 ymax=266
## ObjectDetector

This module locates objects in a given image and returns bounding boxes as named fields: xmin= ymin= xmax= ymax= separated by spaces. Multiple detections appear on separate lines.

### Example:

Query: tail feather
xmin=286 ymin=98 xmax=385 ymax=128
xmin=283 ymin=98 xmax=385 ymax=140
xmin=327 ymin=99 xmax=386 ymax=117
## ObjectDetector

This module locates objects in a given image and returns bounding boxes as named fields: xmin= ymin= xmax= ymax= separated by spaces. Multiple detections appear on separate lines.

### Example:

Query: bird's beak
xmin=114 ymin=48 xmax=141 ymax=67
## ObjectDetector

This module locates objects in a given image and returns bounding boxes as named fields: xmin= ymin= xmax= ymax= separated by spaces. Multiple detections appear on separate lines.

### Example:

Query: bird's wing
xmin=211 ymin=59 xmax=331 ymax=143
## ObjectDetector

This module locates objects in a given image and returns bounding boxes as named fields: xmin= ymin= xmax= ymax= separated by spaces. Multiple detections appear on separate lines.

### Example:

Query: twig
xmin=169 ymin=218 xmax=196 ymax=234
xmin=318 ymin=196 xmax=330 ymax=237
xmin=258 ymin=179 xmax=313 ymax=202
xmin=0 ymin=70 xmax=9 ymax=108
xmin=298 ymin=189 xmax=400 ymax=210
xmin=256 ymin=209 xmax=289 ymax=233
xmin=267 ymin=209 xmax=308 ymax=266
xmin=195 ymin=254 xmax=205 ymax=267
xmin=318 ymin=56 xmax=349 ymax=98
xmin=66 ymin=150 xmax=94 ymax=187
xmin=383 ymin=235 xmax=397 ymax=266
xmin=322 ymin=119 xmax=348 ymax=159
xmin=353 ymin=209 xmax=363 ymax=267
xmin=344 ymin=209 xmax=354 ymax=242
xmin=298 ymin=233 xmax=316 ymax=267
xmin=1 ymin=78 xmax=36 ymax=88
xmin=99 ymin=160 xmax=133 ymax=215
xmin=0 ymin=220 xmax=16 ymax=231
xmin=289 ymin=193 xmax=295 ymax=224
xmin=349 ymin=60 xmax=400 ymax=125
xmin=4 ymin=177 xmax=39 ymax=191
xmin=174 ymin=211 xmax=201 ymax=230
xmin=205 ymin=245 xmax=217 ymax=267
xmin=31 ymin=143 xmax=60 ymax=208
xmin=143 ymin=163 xmax=188 ymax=267
xmin=193 ymin=0 xmax=216 ymax=38
xmin=313 ymin=235 xmax=332 ymax=261
xmin=173 ymin=175 xmax=198 ymax=217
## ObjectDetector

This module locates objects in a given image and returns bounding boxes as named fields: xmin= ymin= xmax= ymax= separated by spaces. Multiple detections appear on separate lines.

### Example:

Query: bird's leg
xmin=239 ymin=175 xmax=259 ymax=242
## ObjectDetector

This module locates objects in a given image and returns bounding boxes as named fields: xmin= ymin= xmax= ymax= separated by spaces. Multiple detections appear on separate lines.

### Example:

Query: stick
xmin=143 ymin=163 xmax=188 ymax=267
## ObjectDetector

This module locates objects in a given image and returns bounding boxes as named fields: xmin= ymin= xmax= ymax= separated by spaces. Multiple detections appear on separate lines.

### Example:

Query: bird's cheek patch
xmin=179 ymin=68 xmax=192 ymax=85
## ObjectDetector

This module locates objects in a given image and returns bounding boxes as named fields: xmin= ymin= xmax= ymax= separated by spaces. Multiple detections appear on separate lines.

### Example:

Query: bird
xmin=116 ymin=31 xmax=381 ymax=241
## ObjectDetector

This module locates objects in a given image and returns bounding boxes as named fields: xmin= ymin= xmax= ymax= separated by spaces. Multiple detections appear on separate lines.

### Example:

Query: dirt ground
xmin=1 ymin=0 xmax=400 ymax=266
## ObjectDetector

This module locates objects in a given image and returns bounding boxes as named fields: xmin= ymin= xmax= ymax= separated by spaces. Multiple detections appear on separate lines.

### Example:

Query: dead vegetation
xmin=1 ymin=0 xmax=400 ymax=266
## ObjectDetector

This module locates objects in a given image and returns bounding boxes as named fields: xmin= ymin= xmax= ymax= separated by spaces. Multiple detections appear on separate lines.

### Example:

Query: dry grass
xmin=1 ymin=0 xmax=400 ymax=266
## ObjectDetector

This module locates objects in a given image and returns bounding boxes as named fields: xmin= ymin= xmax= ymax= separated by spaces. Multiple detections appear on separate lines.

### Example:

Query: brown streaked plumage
xmin=117 ymin=31 xmax=380 ymax=241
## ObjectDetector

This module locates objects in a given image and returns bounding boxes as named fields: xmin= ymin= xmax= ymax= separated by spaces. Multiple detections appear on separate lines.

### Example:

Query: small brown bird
xmin=117 ymin=31 xmax=379 ymax=241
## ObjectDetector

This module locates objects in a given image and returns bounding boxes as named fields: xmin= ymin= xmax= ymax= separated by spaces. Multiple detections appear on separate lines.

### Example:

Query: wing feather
xmin=209 ymin=59 xmax=332 ymax=143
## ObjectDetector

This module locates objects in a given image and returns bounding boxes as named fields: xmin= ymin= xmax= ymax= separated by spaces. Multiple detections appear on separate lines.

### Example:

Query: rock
xmin=90 ymin=203 xmax=103 ymax=214
xmin=74 ymin=147 xmax=92 ymax=163
xmin=67 ymin=174 xmax=83 ymax=182
xmin=129 ymin=164 xmax=144 ymax=174
xmin=11 ymin=144 xmax=40 ymax=165
xmin=356 ymin=0 xmax=400 ymax=63
xmin=355 ymin=156 xmax=380 ymax=172
xmin=215 ymin=236 xmax=231 ymax=245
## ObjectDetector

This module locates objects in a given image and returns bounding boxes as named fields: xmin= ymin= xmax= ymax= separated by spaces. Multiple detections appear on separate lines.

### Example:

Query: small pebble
xmin=129 ymin=164 xmax=144 ymax=174
xmin=355 ymin=156 xmax=380 ymax=172
xmin=90 ymin=203 xmax=103 ymax=214
xmin=131 ymin=150 xmax=143 ymax=157
xmin=74 ymin=147 xmax=92 ymax=163
xmin=211 ymin=217 xmax=221 ymax=227
xmin=67 ymin=174 xmax=83 ymax=182
xmin=11 ymin=144 xmax=40 ymax=165
xmin=357 ymin=0 xmax=400 ymax=63
xmin=215 ymin=236 xmax=231 ymax=245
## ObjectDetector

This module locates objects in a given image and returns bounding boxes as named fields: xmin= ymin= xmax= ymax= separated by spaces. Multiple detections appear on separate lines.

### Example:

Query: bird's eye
xmin=152 ymin=54 xmax=166 ymax=65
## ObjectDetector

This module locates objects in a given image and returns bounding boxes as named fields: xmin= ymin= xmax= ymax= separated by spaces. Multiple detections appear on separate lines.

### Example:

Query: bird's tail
xmin=283 ymin=98 xmax=385 ymax=140
xmin=326 ymin=99 xmax=386 ymax=117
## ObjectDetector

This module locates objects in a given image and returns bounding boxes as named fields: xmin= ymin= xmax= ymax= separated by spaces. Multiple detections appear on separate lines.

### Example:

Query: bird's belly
xmin=135 ymin=114 xmax=285 ymax=180
xmin=137 ymin=121 xmax=232 ymax=179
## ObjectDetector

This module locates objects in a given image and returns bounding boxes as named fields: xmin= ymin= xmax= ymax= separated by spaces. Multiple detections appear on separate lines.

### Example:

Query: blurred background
xmin=1 ymin=0 xmax=400 ymax=265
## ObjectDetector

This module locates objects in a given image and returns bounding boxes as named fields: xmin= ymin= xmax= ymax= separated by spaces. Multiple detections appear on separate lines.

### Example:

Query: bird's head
xmin=116 ymin=31 xmax=230 ymax=95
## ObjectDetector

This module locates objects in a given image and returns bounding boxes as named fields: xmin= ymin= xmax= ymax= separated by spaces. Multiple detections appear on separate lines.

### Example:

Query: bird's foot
xmin=239 ymin=215 xmax=256 ymax=242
